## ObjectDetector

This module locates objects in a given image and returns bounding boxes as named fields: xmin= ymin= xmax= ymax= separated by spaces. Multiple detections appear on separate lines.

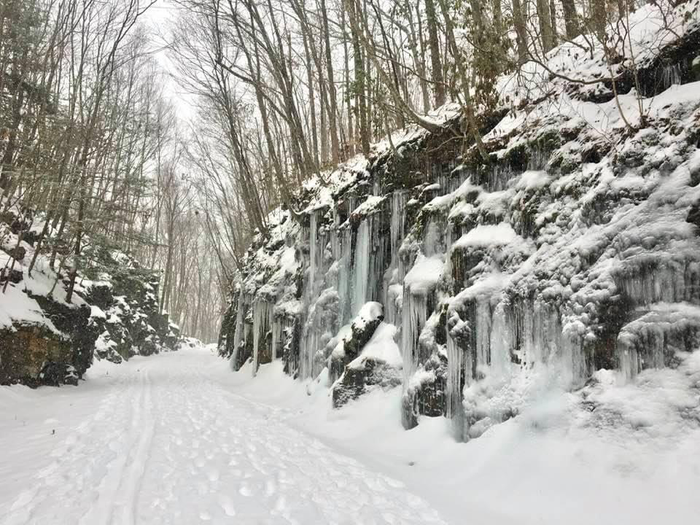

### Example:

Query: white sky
xmin=142 ymin=0 xmax=197 ymax=123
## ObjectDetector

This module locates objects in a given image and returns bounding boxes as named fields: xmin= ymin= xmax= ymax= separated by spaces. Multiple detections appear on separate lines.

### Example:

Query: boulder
xmin=329 ymin=302 xmax=384 ymax=382
xmin=332 ymin=356 xmax=402 ymax=408
xmin=331 ymin=307 xmax=403 ymax=408
xmin=401 ymin=354 xmax=448 ymax=429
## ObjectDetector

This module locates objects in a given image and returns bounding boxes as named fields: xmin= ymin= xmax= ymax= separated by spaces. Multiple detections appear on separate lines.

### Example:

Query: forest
xmin=0 ymin=0 xmax=653 ymax=341
xmin=2 ymin=0 xmax=700 ymax=523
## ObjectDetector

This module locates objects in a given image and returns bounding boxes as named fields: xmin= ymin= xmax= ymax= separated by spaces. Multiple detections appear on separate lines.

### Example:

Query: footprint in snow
xmin=206 ymin=467 xmax=219 ymax=482
xmin=218 ymin=496 xmax=236 ymax=517
xmin=273 ymin=495 xmax=287 ymax=513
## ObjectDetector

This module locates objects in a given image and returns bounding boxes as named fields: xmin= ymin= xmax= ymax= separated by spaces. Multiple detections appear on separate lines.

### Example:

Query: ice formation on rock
xmin=218 ymin=2 xmax=700 ymax=439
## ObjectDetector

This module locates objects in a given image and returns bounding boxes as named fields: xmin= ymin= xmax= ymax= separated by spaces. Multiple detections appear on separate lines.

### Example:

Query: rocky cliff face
xmin=1 ymin=215 xmax=182 ymax=387
xmin=219 ymin=4 xmax=700 ymax=439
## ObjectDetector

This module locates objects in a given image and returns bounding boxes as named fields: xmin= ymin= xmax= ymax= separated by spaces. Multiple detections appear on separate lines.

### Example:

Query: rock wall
xmin=0 ymin=215 xmax=182 ymax=387
xmin=219 ymin=4 xmax=700 ymax=439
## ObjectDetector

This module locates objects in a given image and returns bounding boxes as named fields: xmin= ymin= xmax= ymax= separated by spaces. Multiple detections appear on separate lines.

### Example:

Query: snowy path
xmin=0 ymin=350 xmax=447 ymax=525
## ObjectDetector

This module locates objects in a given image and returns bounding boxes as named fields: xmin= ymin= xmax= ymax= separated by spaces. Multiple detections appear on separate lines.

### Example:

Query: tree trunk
xmin=591 ymin=0 xmax=608 ymax=42
xmin=347 ymin=0 xmax=370 ymax=156
xmin=320 ymin=0 xmax=341 ymax=164
xmin=424 ymin=0 xmax=446 ymax=107
xmin=561 ymin=0 xmax=580 ymax=40
xmin=512 ymin=0 xmax=529 ymax=64
xmin=536 ymin=0 xmax=555 ymax=53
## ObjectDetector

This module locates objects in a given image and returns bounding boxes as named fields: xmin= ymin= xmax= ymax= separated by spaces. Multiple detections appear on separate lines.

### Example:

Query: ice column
xmin=352 ymin=218 xmax=371 ymax=316
xmin=230 ymin=290 xmax=246 ymax=371
xmin=252 ymin=299 xmax=272 ymax=376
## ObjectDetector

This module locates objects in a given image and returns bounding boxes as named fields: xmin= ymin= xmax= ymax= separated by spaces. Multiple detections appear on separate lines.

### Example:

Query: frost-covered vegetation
xmin=220 ymin=1 xmax=700 ymax=441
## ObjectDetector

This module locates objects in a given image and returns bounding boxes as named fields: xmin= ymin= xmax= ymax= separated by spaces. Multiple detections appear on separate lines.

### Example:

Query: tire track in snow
xmin=113 ymin=369 xmax=154 ymax=525
xmin=77 ymin=368 xmax=155 ymax=525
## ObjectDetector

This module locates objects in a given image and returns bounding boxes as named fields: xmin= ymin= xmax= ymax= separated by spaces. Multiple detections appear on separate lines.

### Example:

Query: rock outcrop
xmin=1 ymin=215 xmax=183 ymax=387
xmin=219 ymin=3 xmax=700 ymax=439
xmin=0 ymin=324 xmax=74 ymax=386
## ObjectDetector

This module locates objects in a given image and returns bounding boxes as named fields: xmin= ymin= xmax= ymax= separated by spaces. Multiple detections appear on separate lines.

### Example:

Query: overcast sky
xmin=143 ymin=0 xmax=197 ymax=123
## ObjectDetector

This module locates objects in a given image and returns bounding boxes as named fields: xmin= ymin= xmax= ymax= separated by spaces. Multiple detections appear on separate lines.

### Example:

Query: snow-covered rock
xmin=0 ymin=211 xmax=185 ymax=386
xmin=220 ymin=1 xmax=700 ymax=440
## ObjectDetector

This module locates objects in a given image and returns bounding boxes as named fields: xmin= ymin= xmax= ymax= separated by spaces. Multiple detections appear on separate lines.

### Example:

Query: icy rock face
xmin=29 ymin=294 xmax=97 ymax=375
xmin=220 ymin=3 xmax=700 ymax=439
xmin=217 ymin=292 xmax=239 ymax=359
xmin=83 ymin=268 xmax=181 ymax=363
xmin=403 ymin=351 xmax=448 ymax=430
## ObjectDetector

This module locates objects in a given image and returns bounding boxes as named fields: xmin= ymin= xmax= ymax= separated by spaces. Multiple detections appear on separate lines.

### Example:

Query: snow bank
xmin=222 ymin=347 xmax=700 ymax=525
xmin=220 ymin=0 xmax=700 ymax=473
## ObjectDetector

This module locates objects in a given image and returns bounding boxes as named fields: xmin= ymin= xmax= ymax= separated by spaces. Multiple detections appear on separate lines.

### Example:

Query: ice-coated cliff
xmin=219 ymin=2 xmax=700 ymax=440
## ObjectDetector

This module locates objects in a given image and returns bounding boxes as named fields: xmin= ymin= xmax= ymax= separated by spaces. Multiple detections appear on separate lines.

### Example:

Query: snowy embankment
xmin=211 ymin=3 xmax=700 ymax=522
xmin=231 ymin=354 xmax=700 ymax=525
xmin=221 ymin=0 xmax=700 ymax=444
xmin=1 ymin=206 xmax=184 ymax=387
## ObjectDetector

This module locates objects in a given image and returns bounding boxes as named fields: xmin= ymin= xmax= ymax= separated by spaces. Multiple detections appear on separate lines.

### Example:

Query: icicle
xmin=230 ymin=290 xmax=246 ymax=371
xmin=352 ymin=217 xmax=371 ymax=316
xmin=369 ymin=213 xmax=390 ymax=312
xmin=252 ymin=299 xmax=274 ymax=376
xmin=252 ymin=300 xmax=262 ymax=375
xmin=383 ymin=191 xmax=408 ymax=325
xmin=487 ymin=304 xmax=511 ymax=380
xmin=390 ymin=192 xmax=407 ymax=262
xmin=338 ymin=223 xmax=354 ymax=325
xmin=616 ymin=303 xmax=700 ymax=381
xmin=401 ymin=292 xmax=428 ymax=385
xmin=300 ymin=210 xmax=326 ymax=379
xmin=330 ymin=207 xmax=341 ymax=261
xmin=309 ymin=212 xmax=318 ymax=291
xmin=660 ymin=63 xmax=682 ymax=92
xmin=445 ymin=322 xmax=464 ymax=440
xmin=616 ymin=260 xmax=699 ymax=306
xmin=271 ymin=317 xmax=279 ymax=361
xmin=473 ymin=300 xmax=492 ymax=377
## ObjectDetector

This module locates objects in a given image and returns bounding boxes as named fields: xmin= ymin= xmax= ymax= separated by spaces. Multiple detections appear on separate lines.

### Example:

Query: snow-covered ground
xmin=2 ymin=347 xmax=699 ymax=524
xmin=0 ymin=348 xmax=445 ymax=525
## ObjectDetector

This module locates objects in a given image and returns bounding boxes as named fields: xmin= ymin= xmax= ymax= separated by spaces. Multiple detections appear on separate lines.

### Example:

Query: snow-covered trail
xmin=0 ymin=349 xmax=447 ymax=525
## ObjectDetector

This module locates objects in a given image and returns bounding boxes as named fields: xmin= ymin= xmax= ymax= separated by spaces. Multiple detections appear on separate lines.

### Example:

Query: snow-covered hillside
xmin=1 ymin=209 xmax=184 ymax=386
xmin=220 ymin=0 xmax=700 ymax=445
